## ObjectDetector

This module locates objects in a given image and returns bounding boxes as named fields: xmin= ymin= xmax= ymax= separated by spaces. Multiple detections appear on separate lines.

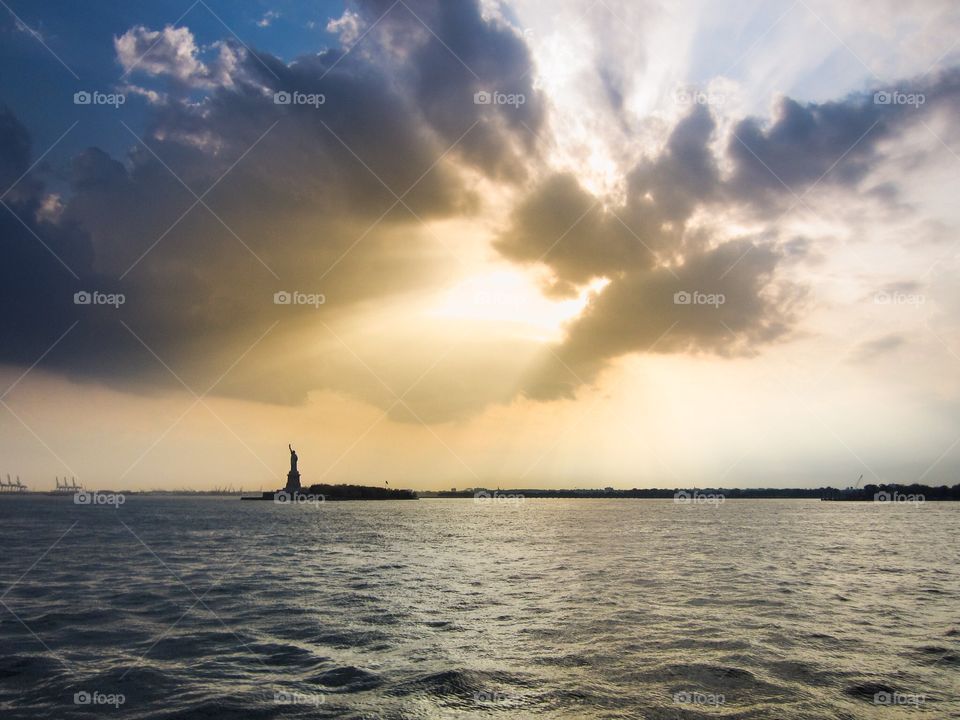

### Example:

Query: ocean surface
xmin=0 ymin=496 xmax=957 ymax=719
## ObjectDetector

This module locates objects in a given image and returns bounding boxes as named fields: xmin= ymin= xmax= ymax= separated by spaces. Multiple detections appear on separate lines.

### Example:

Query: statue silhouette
xmin=285 ymin=444 xmax=301 ymax=492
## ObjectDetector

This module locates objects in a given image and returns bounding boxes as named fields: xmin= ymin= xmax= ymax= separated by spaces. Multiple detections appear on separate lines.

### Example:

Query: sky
xmin=1 ymin=0 xmax=959 ymax=491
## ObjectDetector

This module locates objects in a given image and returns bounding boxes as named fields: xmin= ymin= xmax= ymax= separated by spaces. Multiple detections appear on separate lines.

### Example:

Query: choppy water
xmin=0 ymin=496 xmax=958 ymax=719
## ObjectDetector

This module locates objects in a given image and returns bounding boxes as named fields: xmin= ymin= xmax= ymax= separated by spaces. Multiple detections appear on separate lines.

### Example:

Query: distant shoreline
xmin=3 ymin=483 xmax=958 ymax=501
xmin=421 ymin=484 xmax=960 ymax=501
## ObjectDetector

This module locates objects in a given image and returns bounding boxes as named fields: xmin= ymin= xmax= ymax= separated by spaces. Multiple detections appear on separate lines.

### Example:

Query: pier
xmin=54 ymin=476 xmax=83 ymax=493
xmin=0 ymin=474 xmax=27 ymax=493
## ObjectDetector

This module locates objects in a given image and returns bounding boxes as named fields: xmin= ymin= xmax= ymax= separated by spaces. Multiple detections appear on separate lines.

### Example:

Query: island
xmin=241 ymin=444 xmax=417 ymax=501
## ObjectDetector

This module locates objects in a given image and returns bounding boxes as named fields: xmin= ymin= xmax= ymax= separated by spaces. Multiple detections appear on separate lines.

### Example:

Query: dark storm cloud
xmin=500 ymin=68 xmax=960 ymax=400
xmin=523 ymin=241 xmax=802 ymax=399
xmin=346 ymin=0 xmax=545 ymax=180
xmin=728 ymin=96 xmax=885 ymax=200
xmin=5 ymin=0 xmax=960 ymax=418
xmin=495 ymin=172 xmax=649 ymax=294
xmin=496 ymin=107 xmax=718 ymax=297
xmin=0 ymin=107 xmax=31 ymax=190
xmin=0 ymin=108 xmax=133 ymax=376
xmin=727 ymin=67 xmax=960 ymax=208
xmin=497 ymin=105 xmax=798 ymax=398
xmin=0 ymin=0 xmax=543 ymax=417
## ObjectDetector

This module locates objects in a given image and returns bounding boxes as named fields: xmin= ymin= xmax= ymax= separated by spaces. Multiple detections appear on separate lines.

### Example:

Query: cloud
xmin=114 ymin=25 xmax=240 ymax=88
xmin=496 ymin=67 xmax=960 ymax=400
xmin=496 ymin=107 xmax=719 ymax=296
xmin=257 ymin=11 xmax=280 ymax=29
xmin=4 ymin=0 xmax=960 ymax=424
xmin=495 ymin=172 xmax=649 ymax=295
xmin=117 ymin=83 xmax=165 ymax=105
xmin=0 ymin=108 xmax=120 ymax=374
xmin=876 ymin=280 xmax=924 ymax=295
xmin=326 ymin=10 xmax=363 ymax=45
xmin=0 ymin=0 xmax=546 ymax=423
xmin=852 ymin=334 xmax=907 ymax=363
xmin=344 ymin=0 xmax=546 ymax=180
xmin=0 ymin=105 xmax=32 ymax=192
xmin=497 ymin=104 xmax=801 ymax=398
xmin=726 ymin=67 xmax=960 ymax=211
xmin=522 ymin=240 xmax=803 ymax=399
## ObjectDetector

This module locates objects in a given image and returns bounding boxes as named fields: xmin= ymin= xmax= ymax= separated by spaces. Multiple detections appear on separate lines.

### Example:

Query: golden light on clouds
xmin=426 ymin=269 xmax=607 ymax=341
xmin=2 ymin=0 xmax=960 ymax=491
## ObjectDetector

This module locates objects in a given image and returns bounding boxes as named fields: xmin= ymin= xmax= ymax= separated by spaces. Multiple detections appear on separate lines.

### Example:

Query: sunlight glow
xmin=426 ymin=270 xmax=606 ymax=341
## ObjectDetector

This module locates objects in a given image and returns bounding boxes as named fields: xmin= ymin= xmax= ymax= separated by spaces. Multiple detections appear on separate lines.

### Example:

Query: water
xmin=0 ymin=496 xmax=957 ymax=719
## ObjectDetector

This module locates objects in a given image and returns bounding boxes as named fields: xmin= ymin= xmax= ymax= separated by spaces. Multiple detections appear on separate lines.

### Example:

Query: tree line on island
xmin=59 ymin=482 xmax=959 ymax=500
xmin=422 ymin=483 xmax=960 ymax=500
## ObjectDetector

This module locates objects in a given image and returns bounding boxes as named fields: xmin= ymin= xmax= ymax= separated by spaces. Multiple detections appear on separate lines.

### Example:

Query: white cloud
xmin=114 ymin=25 xmax=240 ymax=89
xmin=326 ymin=10 xmax=364 ymax=46
xmin=118 ymin=83 xmax=166 ymax=105
xmin=257 ymin=10 xmax=280 ymax=28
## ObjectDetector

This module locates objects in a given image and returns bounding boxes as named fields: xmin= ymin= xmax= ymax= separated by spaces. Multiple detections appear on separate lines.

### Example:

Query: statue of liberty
xmin=286 ymin=443 xmax=301 ymax=491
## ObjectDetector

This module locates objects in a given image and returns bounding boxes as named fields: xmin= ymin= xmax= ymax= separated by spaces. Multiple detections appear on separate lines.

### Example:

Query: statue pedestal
xmin=285 ymin=470 xmax=301 ymax=492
